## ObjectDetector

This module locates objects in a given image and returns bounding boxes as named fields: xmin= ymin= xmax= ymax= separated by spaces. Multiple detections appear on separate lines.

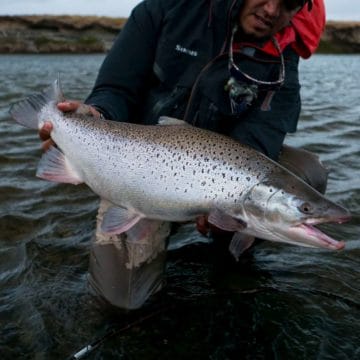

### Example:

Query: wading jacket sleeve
xmin=85 ymin=0 xmax=301 ymax=160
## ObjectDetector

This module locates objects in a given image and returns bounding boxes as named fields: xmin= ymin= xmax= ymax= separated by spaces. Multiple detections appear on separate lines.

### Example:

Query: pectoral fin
xmin=208 ymin=209 xmax=247 ymax=232
xmin=101 ymin=205 xmax=142 ymax=235
xmin=36 ymin=146 xmax=83 ymax=184
xmin=229 ymin=233 xmax=255 ymax=261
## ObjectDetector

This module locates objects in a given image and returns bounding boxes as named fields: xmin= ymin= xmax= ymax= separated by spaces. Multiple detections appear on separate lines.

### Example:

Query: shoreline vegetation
xmin=0 ymin=15 xmax=359 ymax=54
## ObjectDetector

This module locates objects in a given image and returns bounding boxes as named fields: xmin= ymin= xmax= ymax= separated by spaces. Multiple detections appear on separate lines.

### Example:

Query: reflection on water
xmin=0 ymin=54 xmax=359 ymax=359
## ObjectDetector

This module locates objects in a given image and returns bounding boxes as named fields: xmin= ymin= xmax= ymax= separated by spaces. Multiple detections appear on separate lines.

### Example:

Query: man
xmin=40 ymin=0 xmax=327 ymax=309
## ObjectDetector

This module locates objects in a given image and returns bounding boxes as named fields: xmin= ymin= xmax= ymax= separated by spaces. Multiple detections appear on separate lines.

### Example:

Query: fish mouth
xmin=290 ymin=215 xmax=351 ymax=250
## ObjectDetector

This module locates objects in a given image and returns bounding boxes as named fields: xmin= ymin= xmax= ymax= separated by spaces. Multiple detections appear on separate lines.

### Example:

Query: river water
xmin=0 ymin=54 xmax=359 ymax=359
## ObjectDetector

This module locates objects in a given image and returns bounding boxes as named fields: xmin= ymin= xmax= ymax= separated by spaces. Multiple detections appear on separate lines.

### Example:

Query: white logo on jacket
xmin=175 ymin=44 xmax=198 ymax=57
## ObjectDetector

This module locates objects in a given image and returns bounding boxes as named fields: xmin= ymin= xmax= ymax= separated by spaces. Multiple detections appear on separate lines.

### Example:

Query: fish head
xmin=240 ymin=178 xmax=351 ymax=250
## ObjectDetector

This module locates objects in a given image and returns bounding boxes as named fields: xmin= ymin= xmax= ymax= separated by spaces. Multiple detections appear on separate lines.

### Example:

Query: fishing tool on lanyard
xmin=225 ymin=25 xmax=285 ymax=115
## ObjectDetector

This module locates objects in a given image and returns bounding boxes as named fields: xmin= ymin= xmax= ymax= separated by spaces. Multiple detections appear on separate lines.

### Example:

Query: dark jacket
xmin=85 ymin=0 xmax=301 ymax=160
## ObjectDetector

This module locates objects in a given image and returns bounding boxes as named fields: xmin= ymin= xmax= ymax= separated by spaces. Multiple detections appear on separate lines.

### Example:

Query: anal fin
xmin=36 ymin=146 xmax=83 ymax=184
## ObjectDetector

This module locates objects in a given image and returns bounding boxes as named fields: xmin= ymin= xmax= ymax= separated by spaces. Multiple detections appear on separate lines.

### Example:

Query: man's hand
xmin=39 ymin=101 xmax=102 ymax=151
xmin=39 ymin=121 xmax=54 ymax=151
xmin=196 ymin=216 xmax=210 ymax=236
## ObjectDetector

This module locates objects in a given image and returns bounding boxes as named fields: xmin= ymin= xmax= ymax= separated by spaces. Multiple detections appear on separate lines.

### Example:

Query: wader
xmin=87 ymin=145 xmax=328 ymax=309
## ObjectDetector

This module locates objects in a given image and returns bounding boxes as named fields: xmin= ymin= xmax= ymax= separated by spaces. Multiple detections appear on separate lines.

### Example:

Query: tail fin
xmin=9 ymin=78 xmax=65 ymax=130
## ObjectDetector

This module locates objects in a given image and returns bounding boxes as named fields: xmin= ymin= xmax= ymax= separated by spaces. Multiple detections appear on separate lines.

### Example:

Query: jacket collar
xmin=209 ymin=0 xmax=244 ymax=54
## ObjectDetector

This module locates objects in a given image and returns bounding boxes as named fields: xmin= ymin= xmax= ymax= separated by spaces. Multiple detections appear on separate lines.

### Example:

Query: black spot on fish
xmin=246 ymin=177 xmax=250 ymax=181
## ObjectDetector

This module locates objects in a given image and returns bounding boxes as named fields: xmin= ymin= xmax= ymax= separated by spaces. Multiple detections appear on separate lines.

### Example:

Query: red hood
xmin=261 ymin=0 xmax=326 ymax=59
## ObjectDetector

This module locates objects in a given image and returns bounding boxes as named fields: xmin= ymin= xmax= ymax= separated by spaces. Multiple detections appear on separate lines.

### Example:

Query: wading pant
xmin=88 ymin=145 xmax=328 ymax=309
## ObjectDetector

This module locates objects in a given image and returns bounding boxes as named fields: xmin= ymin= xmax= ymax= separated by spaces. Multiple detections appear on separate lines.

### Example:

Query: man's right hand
xmin=39 ymin=121 xmax=54 ymax=151
xmin=39 ymin=101 xmax=102 ymax=151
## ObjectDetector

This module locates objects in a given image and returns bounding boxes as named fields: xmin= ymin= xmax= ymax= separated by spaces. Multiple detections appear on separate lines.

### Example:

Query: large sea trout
xmin=9 ymin=80 xmax=350 ymax=257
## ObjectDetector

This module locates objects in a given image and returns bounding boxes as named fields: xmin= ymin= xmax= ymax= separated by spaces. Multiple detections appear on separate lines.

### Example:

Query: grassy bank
xmin=0 ymin=16 xmax=359 ymax=54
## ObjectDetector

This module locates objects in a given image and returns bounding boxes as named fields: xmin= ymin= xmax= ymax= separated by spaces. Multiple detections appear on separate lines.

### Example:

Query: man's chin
xmin=236 ymin=27 xmax=272 ymax=45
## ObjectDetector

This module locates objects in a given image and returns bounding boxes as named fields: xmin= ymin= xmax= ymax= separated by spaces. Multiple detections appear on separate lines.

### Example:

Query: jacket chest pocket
xmin=144 ymin=36 xmax=208 ymax=123
xmin=154 ymin=35 xmax=207 ymax=88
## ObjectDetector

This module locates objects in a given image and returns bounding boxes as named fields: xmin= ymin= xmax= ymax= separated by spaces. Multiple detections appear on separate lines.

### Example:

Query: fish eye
xmin=298 ymin=202 xmax=313 ymax=215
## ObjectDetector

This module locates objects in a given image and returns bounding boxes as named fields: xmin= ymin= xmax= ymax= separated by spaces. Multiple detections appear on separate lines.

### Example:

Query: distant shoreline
xmin=0 ymin=15 xmax=359 ymax=54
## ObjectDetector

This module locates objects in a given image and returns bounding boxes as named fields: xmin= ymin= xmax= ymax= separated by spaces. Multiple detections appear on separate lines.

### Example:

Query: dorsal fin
xmin=158 ymin=116 xmax=188 ymax=126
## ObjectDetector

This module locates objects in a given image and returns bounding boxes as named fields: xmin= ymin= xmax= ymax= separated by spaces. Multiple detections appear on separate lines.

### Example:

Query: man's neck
xmin=234 ymin=26 xmax=271 ymax=46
